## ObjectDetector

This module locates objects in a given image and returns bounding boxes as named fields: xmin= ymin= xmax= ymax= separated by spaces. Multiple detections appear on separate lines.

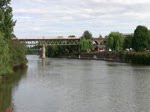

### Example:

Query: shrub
xmin=8 ymin=40 xmax=27 ymax=68
xmin=125 ymin=52 xmax=150 ymax=65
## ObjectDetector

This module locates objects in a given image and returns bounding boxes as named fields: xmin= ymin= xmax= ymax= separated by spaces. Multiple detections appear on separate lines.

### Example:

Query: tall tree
xmin=0 ymin=0 xmax=16 ymax=40
xmin=0 ymin=32 xmax=12 ymax=75
xmin=106 ymin=32 xmax=124 ymax=51
xmin=80 ymin=38 xmax=93 ymax=52
xmin=148 ymin=30 xmax=150 ymax=49
xmin=123 ymin=35 xmax=133 ymax=50
xmin=132 ymin=25 xmax=149 ymax=51
xmin=68 ymin=35 xmax=75 ymax=38
xmin=99 ymin=34 xmax=103 ymax=38
xmin=81 ymin=30 xmax=93 ymax=39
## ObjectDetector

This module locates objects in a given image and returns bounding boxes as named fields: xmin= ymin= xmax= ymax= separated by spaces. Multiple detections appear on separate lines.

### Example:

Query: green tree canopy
xmin=0 ymin=32 xmax=12 ymax=75
xmin=106 ymin=32 xmax=124 ymax=51
xmin=68 ymin=35 xmax=75 ymax=38
xmin=81 ymin=30 xmax=93 ymax=39
xmin=148 ymin=30 xmax=150 ymax=49
xmin=99 ymin=34 xmax=103 ymax=38
xmin=132 ymin=25 xmax=150 ymax=51
xmin=123 ymin=35 xmax=133 ymax=50
xmin=80 ymin=38 xmax=93 ymax=52
xmin=0 ymin=0 xmax=27 ymax=76
xmin=0 ymin=0 xmax=10 ymax=9
xmin=0 ymin=0 xmax=16 ymax=40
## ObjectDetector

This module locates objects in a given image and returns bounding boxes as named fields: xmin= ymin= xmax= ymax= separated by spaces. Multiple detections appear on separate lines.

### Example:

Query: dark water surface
xmin=0 ymin=55 xmax=150 ymax=112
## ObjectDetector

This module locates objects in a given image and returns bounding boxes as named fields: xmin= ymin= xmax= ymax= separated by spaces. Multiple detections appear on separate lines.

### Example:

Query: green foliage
xmin=27 ymin=49 xmax=38 ymax=55
xmin=8 ymin=40 xmax=27 ymax=68
xmin=0 ymin=68 xmax=27 ymax=112
xmin=0 ymin=0 xmax=27 ymax=76
xmin=106 ymin=32 xmax=124 ymax=51
xmin=0 ymin=32 xmax=12 ymax=75
xmin=46 ymin=45 xmax=79 ymax=57
xmin=123 ymin=35 xmax=133 ymax=50
xmin=148 ymin=30 xmax=150 ymax=49
xmin=26 ymin=45 xmax=40 ymax=55
xmin=80 ymin=38 xmax=93 ymax=52
xmin=0 ymin=0 xmax=11 ymax=8
xmin=68 ymin=35 xmax=75 ymax=38
xmin=81 ymin=30 xmax=93 ymax=39
xmin=46 ymin=45 xmax=59 ymax=57
xmin=132 ymin=25 xmax=150 ymax=51
xmin=99 ymin=34 xmax=103 ymax=38
xmin=106 ymin=36 xmax=114 ymax=50
xmin=0 ymin=0 xmax=16 ymax=40
xmin=125 ymin=52 xmax=150 ymax=65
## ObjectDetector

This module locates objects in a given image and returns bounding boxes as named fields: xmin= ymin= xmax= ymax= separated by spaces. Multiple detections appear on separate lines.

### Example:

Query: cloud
xmin=11 ymin=0 xmax=150 ymax=38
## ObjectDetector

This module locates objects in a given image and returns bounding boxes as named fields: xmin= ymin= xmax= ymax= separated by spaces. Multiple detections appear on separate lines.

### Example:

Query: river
xmin=0 ymin=55 xmax=150 ymax=112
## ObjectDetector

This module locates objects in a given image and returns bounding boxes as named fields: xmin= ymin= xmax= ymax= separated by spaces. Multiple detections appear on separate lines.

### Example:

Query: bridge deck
xmin=12 ymin=38 xmax=81 ymax=46
xmin=12 ymin=37 xmax=104 ymax=46
xmin=12 ymin=38 xmax=80 ymax=40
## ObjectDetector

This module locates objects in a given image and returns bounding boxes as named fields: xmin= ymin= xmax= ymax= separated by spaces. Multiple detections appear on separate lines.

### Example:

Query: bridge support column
xmin=42 ymin=45 xmax=46 ymax=59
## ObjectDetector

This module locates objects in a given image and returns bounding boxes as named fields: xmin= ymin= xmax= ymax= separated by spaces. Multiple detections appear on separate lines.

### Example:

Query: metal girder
xmin=12 ymin=38 xmax=80 ymax=46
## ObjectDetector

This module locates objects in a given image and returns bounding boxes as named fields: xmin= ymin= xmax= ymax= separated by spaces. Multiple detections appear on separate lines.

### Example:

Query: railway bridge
xmin=12 ymin=37 xmax=104 ymax=58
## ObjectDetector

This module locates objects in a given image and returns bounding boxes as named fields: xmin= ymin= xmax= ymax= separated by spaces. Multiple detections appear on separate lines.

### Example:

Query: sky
xmin=11 ymin=0 xmax=150 ymax=38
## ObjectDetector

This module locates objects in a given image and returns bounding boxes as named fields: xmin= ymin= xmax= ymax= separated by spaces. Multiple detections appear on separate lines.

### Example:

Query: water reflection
xmin=0 ymin=69 xmax=27 ymax=112
xmin=132 ymin=67 xmax=150 ymax=112
xmin=1 ymin=55 xmax=150 ymax=112
xmin=106 ymin=64 xmax=150 ymax=112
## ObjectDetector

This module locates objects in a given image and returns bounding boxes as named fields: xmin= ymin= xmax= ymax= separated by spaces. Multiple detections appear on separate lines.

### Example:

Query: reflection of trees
xmin=0 ymin=69 xmax=27 ymax=112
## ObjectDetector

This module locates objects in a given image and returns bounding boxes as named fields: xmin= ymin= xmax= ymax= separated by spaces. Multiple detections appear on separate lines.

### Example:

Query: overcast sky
xmin=11 ymin=0 xmax=150 ymax=38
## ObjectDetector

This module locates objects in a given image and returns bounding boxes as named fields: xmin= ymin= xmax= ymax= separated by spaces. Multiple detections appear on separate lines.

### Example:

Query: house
xmin=94 ymin=45 xmax=106 ymax=52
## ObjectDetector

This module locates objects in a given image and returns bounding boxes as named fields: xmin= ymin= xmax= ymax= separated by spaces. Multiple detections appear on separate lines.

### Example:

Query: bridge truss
xmin=12 ymin=38 xmax=80 ymax=46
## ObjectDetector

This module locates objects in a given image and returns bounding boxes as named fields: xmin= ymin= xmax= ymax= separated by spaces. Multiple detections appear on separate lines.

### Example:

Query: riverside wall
xmin=66 ymin=52 xmax=126 ymax=63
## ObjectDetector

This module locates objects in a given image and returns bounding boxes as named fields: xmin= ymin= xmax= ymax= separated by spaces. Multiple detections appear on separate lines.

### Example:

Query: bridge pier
xmin=42 ymin=45 xmax=46 ymax=59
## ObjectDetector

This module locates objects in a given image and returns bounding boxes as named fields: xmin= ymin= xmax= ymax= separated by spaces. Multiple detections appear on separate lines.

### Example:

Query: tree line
xmin=45 ymin=30 xmax=93 ymax=57
xmin=46 ymin=25 xmax=150 ymax=58
xmin=0 ymin=0 xmax=27 ymax=75
xmin=77 ymin=25 xmax=150 ymax=52
xmin=106 ymin=25 xmax=150 ymax=52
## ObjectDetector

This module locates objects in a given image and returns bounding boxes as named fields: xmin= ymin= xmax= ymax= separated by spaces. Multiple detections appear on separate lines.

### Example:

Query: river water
xmin=0 ymin=55 xmax=150 ymax=112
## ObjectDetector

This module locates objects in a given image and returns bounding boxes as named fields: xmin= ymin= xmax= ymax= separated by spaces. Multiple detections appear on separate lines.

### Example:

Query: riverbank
xmin=0 ymin=66 xmax=27 ymax=85
xmin=59 ymin=51 xmax=150 ymax=65
xmin=0 ymin=63 xmax=28 ymax=85
xmin=59 ymin=52 xmax=124 ymax=62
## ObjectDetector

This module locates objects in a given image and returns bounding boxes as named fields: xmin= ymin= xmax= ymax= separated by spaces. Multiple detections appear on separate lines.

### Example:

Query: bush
xmin=125 ymin=52 xmax=150 ymax=65
xmin=0 ymin=32 xmax=12 ymax=75
xmin=8 ymin=40 xmax=27 ymax=68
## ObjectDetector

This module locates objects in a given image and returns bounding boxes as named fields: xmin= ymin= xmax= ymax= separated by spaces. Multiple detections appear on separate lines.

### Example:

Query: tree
xmin=81 ymin=30 xmax=93 ymax=39
xmin=0 ymin=32 xmax=12 ymax=75
xmin=123 ymin=35 xmax=133 ymax=50
xmin=106 ymin=32 xmax=124 ymax=51
xmin=0 ymin=0 xmax=27 ymax=75
xmin=99 ymin=34 xmax=103 ymax=38
xmin=132 ymin=25 xmax=150 ymax=51
xmin=46 ymin=45 xmax=58 ymax=57
xmin=80 ymin=38 xmax=93 ymax=52
xmin=9 ymin=40 xmax=27 ymax=67
xmin=148 ymin=30 xmax=150 ymax=49
xmin=68 ymin=35 xmax=75 ymax=38
xmin=0 ymin=0 xmax=16 ymax=40
xmin=106 ymin=36 xmax=114 ymax=50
